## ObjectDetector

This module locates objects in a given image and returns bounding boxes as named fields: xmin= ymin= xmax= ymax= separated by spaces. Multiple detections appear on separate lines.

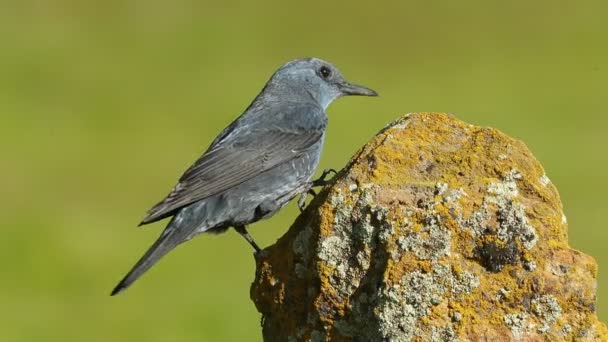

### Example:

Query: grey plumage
xmin=111 ymin=58 xmax=377 ymax=295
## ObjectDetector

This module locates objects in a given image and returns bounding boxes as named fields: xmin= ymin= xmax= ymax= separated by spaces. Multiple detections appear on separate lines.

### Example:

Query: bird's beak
xmin=339 ymin=82 xmax=379 ymax=97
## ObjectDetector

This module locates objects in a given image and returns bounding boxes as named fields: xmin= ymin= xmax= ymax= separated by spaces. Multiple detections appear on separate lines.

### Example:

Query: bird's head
xmin=269 ymin=58 xmax=378 ymax=109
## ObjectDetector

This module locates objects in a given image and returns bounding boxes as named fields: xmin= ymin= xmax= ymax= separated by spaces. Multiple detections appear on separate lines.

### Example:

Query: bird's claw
xmin=298 ymin=193 xmax=307 ymax=212
xmin=298 ymin=169 xmax=337 ymax=212
xmin=312 ymin=168 xmax=338 ymax=187
xmin=298 ymin=188 xmax=317 ymax=212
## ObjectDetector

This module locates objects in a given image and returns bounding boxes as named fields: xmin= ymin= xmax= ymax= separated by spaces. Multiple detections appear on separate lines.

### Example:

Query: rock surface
xmin=251 ymin=113 xmax=607 ymax=341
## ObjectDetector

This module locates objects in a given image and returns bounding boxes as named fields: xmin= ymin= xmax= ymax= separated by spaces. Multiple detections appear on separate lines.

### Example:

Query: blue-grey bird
xmin=111 ymin=58 xmax=377 ymax=295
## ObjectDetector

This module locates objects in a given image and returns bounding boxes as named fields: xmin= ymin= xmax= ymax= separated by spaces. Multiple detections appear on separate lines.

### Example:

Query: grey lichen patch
xmin=459 ymin=210 xmax=491 ymax=238
xmin=496 ymin=288 xmax=510 ymax=302
xmin=430 ymin=326 xmax=457 ymax=342
xmin=318 ymin=232 xmax=358 ymax=296
xmin=450 ymin=270 xmax=480 ymax=295
xmin=435 ymin=182 xmax=449 ymax=196
xmin=459 ymin=170 xmax=532 ymax=237
xmin=393 ymin=184 xmax=459 ymax=262
xmin=293 ymin=223 xmax=313 ymax=256
xmin=378 ymin=219 xmax=395 ymax=243
xmin=496 ymin=200 xmax=537 ymax=250
xmin=352 ymin=213 xmax=376 ymax=245
xmin=550 ymin=263 xmax=569 ymax=276
xmin=293 ymin=222 xmax=314 ymax=278
xmin=523 ymin=260 xmax=537 ymax=272
xmin=397 ymin=217 xmax=451 ymax=261
xmin=387 ymin=116 xmax=410 ymax=130
xmin=486 ymin=170 xmax=538 ymax=250
xmin=532 ymin=295 xmax=562 ymax=333
xmin=504 ymin=312 xmax=533 ymax=341
xmin=487 ymin=169 xmax=521 ymax=200
xmin=366 ymin=263 xmax=479 ymax=342
xmin=329 ymin=190 xmax=352 ymax=228
xmin=329 ymin=189 xmax=345 ymax=206
xmin=374 ymin=270 xmax=441 ymax=341
xmin=443 ymin=188 xmax=466 ymax=206
xmin=318 ymin=186 xmax=394 ymax=301
xmin=403 ymin=269 xmax=447 ymax=315
xmin=318 ymin=190 xmax=360 ymax=296
xmin=457 ymin=169 xmax=539 ymax=272
xmin=540 ymin=174 xmax=551 ymax=186
xmin=435 ymin=182 xmax=466 ymax=204
xmin=318 ymin=236 xmax=349 ymax=267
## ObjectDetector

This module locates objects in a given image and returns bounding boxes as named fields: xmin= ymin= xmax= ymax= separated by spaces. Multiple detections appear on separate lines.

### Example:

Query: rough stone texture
xmin=251 ymin=113 xmax=607 ymax=341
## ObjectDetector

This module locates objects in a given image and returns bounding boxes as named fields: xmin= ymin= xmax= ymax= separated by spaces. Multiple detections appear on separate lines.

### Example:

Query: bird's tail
xmin=111 ymin=217 xmax=191 ymax=296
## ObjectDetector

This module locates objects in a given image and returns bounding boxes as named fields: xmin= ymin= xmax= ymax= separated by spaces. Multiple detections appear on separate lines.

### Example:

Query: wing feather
xmin=139 ymin=128 xmax=322 ymax=225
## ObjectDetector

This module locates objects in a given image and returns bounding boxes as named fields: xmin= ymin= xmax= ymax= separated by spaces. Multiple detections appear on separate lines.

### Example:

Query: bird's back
xmin=173 ymin=128 xmax=325 ymax=236
xmin=139 ymin=100 xmax=327 ymax=226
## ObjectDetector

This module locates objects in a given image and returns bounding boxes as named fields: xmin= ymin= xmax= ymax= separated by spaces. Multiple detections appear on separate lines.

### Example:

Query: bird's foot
xmin=297 ymin=169 xmax=338 ymax=212
xmin=298 ymin=188 xmax=317 ymax=212
xmin=311 ymin=168 xmax=338 ymax=187
xmin=234 ymin=225 xmax=262 ymax=253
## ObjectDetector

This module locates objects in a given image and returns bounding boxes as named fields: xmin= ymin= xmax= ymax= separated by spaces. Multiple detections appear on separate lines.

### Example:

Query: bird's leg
xmin=311 ymin=168 xmax=338 ymax=187
xmin=298 ymin=188 xmax=316 ymax=212
xmin=297 ymin=169 xmax=338 ymax=212
xmin=234 ymin=225 xmax=261 ymax=253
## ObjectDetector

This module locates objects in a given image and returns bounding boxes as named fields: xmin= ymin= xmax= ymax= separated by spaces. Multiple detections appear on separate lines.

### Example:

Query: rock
xmin=251 ymin=113 xmax=607 ymax=341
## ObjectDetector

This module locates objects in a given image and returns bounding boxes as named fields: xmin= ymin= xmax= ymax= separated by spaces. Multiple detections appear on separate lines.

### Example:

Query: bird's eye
xmin=319 ymin=66 xmax=332 ymax=79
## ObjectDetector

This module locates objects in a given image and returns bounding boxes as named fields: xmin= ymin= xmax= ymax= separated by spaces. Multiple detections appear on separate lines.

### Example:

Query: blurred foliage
xmin=1 ymin=0 xmax=606 ymax=340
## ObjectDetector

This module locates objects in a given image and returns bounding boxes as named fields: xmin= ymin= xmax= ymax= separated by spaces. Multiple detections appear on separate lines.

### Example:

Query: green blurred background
xmin=1 ymin=0 xmax=606 ymax=340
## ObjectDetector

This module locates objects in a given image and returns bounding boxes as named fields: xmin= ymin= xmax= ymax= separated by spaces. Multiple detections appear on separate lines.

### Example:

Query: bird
xmin=111 ymin=57 xmax=377 ymax=296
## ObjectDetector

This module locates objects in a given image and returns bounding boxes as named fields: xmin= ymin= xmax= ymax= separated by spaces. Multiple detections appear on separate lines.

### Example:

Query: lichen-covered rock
xmin=251 ymin=113 xmax=607 ymax=341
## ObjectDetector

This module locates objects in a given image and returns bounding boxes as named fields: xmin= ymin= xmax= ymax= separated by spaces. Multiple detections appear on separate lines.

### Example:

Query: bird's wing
xmin=139 ymin=128 xmax=323 ymax=225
